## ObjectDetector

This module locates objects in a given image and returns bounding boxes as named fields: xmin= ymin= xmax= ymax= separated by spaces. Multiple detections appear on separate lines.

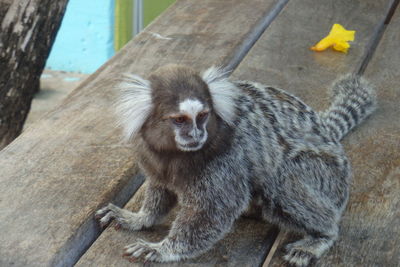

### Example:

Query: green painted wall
xmin=114 ymin=0 xmax=133 ymax=51
xmin=143 ymin=0 xmax=176 ymax=27
xmin=115 ymin=0 xmax=176 ymax=51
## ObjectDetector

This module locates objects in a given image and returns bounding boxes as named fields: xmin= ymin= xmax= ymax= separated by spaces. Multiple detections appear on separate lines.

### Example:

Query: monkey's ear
xmin=202 ymin=66 xmax=238 ymax=126
xmin=115 ymin=74 xmax=153 ymax=141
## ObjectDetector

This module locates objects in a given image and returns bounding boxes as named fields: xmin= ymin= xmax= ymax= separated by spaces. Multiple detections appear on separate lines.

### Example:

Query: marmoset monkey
xmin=96 ymin=65 xmax=376 ymax=266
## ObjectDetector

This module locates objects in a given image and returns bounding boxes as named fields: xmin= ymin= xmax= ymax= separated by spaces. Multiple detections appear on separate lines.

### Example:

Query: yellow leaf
xmin=333 ymin=41 xmax=350 ymax=53
xmin=311 ymin=24 xmax=355 ymax=53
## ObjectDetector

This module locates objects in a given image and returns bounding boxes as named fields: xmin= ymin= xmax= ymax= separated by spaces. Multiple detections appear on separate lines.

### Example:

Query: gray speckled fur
xmin=96 ymin=67 xmax=376 ymax=266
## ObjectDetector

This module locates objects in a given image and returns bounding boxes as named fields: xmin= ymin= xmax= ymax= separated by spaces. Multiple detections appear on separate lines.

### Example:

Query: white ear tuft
xmin=202 ymin=66 xmax=238 ymax=125
xmin=115 ymin=74 xmax=153 ymax=141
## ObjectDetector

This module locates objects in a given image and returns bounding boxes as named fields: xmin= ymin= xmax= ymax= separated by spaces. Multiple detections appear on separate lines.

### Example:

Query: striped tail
xmin=321 ymin=75 xmax=377 ymax=141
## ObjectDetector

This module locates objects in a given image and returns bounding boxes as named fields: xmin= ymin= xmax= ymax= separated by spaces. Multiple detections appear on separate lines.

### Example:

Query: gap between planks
xmin=69 ymin=1 xmax=290 ymax=266
xmin=57 ymin=174 xmax=145 ymax=267
xmin=357 ymin=0 xmax=400 ymax=74
xmin=262 ymin=230 xmax=286 ymax=267
xmin=224 ymin=0 xmax=289 ymax=72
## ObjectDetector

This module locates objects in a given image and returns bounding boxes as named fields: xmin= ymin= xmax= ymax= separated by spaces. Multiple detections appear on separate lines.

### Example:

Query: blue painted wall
xmin=46 ymin=0 xmax=115 ymax=74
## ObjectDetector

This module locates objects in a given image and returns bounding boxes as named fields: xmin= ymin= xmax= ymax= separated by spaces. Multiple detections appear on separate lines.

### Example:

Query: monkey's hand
xmin=123 ymin=239 xmax=179 ymax=263
xmin=95 ymin=203 xmax=153 ymax=231
xmin=123 ymin=205 xmax=238 ymax=263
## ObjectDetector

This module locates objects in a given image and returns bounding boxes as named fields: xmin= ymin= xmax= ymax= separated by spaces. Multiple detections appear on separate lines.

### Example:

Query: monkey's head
xmin=116 ymin=64 xmax=238 ymax=153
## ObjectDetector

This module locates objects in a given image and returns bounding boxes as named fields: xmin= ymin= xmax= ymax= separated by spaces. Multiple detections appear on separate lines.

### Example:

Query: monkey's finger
xmin=123 ymin=245 xmax=142 ymax=255
xmin=114 ymin=223 xmax=121 ymax=230
xmin=144 ymin=251 xmax=158 ymax=262
xmin=95 ymin=204 xmax=114 ymax=218
xmin=96 ymin=203 xmax=121 ymax=216
xmin=124 ymin=244 xmax=143 ymax=255
xmin=99 ymin=212 xmax=114 ymax=228
xmin=134 ymin=238 xmax=149 ymax=246
xmin=94 ymin=208 xmax=108 ymax=219
xmin=132 ymin=247 xmax=145 ymax=258
xmin=105 ymin=203 xmax=121 ymax=211
xmin=124 ymin=243 xmax=138 ymax=250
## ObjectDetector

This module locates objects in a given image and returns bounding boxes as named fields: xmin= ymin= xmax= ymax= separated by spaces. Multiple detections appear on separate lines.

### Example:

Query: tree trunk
xmin=0 ymin=0 xmax=69 ymax=149
xmin=0 ymin=1 xmax=12 ymax=22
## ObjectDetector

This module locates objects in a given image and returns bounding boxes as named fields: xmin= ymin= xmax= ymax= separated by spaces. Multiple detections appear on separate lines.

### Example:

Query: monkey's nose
xmin=188 ymin=128 xmax=200 ymax=139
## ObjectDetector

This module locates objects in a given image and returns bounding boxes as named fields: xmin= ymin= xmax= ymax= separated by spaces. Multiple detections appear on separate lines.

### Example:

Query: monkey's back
xmin=232 ymin=80 xmax=345 ymax=164
xmin=229 ymin=81 xmax=351 ymax=211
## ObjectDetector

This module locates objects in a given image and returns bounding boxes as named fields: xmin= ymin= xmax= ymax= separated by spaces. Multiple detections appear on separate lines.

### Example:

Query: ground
xmin=24 ymin=70 xmax=89 ymax=129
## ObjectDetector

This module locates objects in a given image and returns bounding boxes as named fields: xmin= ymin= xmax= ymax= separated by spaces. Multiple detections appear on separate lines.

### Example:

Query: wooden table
xmin=1 ymin=0 xmax=399 ymax=266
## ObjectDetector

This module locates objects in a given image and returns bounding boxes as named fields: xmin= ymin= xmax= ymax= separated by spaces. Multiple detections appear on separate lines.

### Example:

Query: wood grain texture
xmin=0 ymin=0 xmax=12 ymax=21
xmin=0 ymin=0 xmax=284 ymax=266
xmin=231 ymin=0 xmax=397 ymax=266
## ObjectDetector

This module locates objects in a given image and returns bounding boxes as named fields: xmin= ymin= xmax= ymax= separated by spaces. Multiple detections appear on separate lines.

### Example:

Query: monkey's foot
xmin=124 ymin=239 xmax=181 ymax=263
xmin=283 ymin=246 xmax=315 ymax=267
xmin=283 ymin=235 xmax=334 ymax=267
xmin=95 ymin=203 xmax=147 ymax=230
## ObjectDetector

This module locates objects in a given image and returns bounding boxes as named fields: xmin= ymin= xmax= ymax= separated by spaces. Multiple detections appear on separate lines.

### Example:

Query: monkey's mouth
xmin=177 ymin=141 xmax=204 ymax=152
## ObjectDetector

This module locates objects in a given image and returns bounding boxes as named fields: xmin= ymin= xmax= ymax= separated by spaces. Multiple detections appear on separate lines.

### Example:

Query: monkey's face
xmin=117 ymin=65 xmax=236 ymax=153
xmin=167 ymin=98 xmax=210 ymax=152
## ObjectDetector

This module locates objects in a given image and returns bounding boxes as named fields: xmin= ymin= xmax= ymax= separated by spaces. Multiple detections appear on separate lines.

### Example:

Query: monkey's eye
xmin=172 ymin=116 xmax=188 ymax=125
xmin=197 ymin=111 xmax=209 ymax=121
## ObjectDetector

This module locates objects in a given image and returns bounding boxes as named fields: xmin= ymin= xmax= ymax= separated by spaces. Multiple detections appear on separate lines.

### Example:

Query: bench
xmin=1 ymin=0 xmax=399 ymax=266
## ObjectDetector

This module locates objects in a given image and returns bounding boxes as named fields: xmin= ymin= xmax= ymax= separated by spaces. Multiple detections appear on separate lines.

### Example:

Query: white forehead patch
xmin=179 ymin=98 xmax=204 ymax=118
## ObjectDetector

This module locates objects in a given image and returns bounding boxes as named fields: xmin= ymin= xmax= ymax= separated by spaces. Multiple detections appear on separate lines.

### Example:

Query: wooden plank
xmin=229 ymin=0 xmax=397 ymax=266
xmin=0 ymin=0 xmax=286 ymax=266
xmin=77 ymin=1 xmax=396 ymax=266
